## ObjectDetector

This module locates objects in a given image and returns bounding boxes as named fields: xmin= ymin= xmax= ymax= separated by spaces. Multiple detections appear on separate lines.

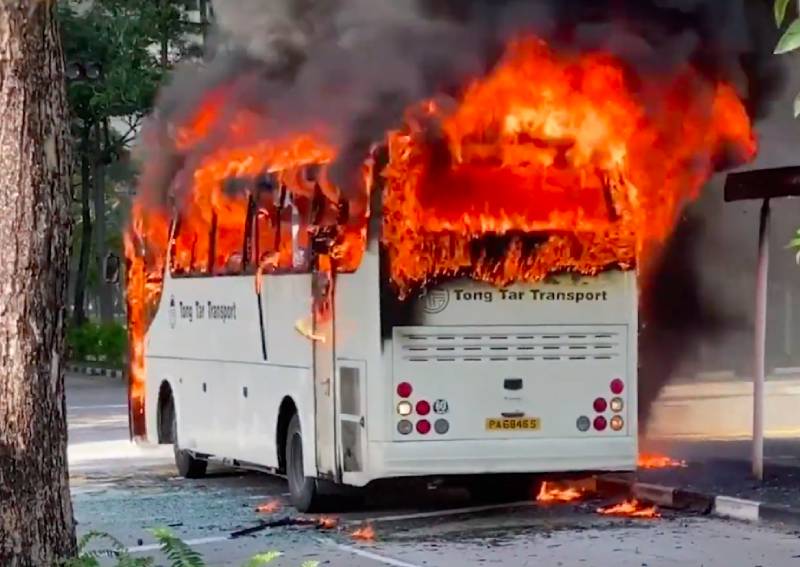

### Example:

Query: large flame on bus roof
xmin=124 ymin=36 xmax=755 ymax=437
xmin=382 ymin=38 xmax=755 ymax=296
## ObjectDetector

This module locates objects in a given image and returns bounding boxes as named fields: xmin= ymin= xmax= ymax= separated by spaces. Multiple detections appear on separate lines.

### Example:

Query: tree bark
xmin=160 ymin=0 xmax=169 ymax=69
xmin=93 ymin=121 xmax=113 ymax=323
xmin=199 ymin=0 xmax=209 ymax=47
xmin=0 ymin=3 xmax=77 ymax=565
xmin=73 ymin=126 xmax=92 ymax=326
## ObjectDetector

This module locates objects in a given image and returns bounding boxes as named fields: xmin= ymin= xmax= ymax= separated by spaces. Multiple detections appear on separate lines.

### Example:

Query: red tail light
xmin=593 ymin=398 xmax=607 ymax=413
xmin=397 ymin=382 xmax=413 ymax=398
xmin=416 ymin=419 xmax=431 ymax=434
xmin=610 ymin=379 xmax=624 ymax=395
xmin=416 ymin=400 xmax=431 ymax=416
xmin=594 ymin=416 xmax=608 ymax=431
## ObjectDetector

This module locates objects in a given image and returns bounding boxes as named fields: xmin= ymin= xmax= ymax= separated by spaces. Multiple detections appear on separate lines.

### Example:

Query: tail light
xmin=610 ymin=416 xmax=624 ymax=431
xmin=576 ymin=415 xmax=591 ymax=432
xmin=416 ymin=400 xmax=431 ymax=416
xmin=610 ymin=378 xmax=624 ymax=395
xmin=610 ymin=397 xmax=624 ymax=412
xmin=397 ymin=401 xmax=412 ymax=416
xmin=593 ymin=398 xmax=607 ymax=413
xmin=397 ymin=420 xmax=413 ymax=435
xmin=594 ymin=416 xmax=607 ymax=431
xmin=397 ymin=382 xmax=413 ymax=398
xmin=416 ymin=419 xmax=431 ymax=434
xmin=434 ymin=419 xmax=449 ymax=434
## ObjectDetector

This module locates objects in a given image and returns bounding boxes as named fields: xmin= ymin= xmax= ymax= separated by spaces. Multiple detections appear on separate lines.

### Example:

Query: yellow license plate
xmin=485 ymin=417 xmax=540 ymax=431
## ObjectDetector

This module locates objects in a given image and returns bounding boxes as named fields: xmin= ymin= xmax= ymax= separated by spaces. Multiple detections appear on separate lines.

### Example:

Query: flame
xmin=598 ymin=499 xmax=660 ymax=518
xmin=255 ymin=500 xmax=282 ymax=514
xmin=382 ymin=37 xmax=755 ymax=296
xmin=536 ymin=481 xmax=584 ymax=503
xmin=316 ymin=516 xmax=339 ymax=530
xmin=124 ymin=35 xmax=755 ymax=438
xmin=638 ymin=453 xmax=688 ymax=469
xmin=350 ymin=523 xmax=375 ymax=542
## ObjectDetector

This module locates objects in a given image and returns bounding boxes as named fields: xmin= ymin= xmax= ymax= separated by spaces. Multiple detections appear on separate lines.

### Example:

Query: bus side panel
xmin=143 ymin=273 xmax=316 ymax=473
xmin=333 ymin=239 xmax=382 ymax=485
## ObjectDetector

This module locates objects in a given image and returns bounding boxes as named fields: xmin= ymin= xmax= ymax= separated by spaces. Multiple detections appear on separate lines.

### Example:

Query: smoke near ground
xmin=137 ymin=0 xmax=780 ymax=425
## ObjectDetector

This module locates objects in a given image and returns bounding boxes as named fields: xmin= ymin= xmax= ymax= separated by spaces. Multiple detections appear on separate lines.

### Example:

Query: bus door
xmin=312 ymin=257 xmax=340 ymax=481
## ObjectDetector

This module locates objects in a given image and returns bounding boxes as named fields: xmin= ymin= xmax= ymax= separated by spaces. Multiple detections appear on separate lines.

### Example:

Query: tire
xmin=286 ymin=414 xmax=324 ymax=512
xmin=169 ymin=400 xmax=207 ymax=479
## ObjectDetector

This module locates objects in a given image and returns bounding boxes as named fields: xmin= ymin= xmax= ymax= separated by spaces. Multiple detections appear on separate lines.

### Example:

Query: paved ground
xmin=67 ymin=374 xmax=800 ymax=567
xmin=646 ymin=375 xmax=800 ymax=441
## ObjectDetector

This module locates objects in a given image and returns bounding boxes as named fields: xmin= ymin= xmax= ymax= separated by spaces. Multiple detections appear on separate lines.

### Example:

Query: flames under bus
xmin=137 ymin=179 xmax=638 ymax=512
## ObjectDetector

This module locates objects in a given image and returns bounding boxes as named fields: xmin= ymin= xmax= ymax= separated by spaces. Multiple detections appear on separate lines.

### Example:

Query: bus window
xmin=213 ymin=215 xmax=247 ymax=276
xmin=292 ymin=196 xmax=312 ymax=272
xmin=253 ymin=187 xmax=279 ymax=270
xmin=170 ymin=215 xmax=211 ymax=277
xmin=278 ymin=200 xmax=294 ymax=271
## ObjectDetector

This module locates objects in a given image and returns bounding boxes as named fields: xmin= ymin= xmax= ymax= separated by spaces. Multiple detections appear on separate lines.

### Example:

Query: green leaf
xmin=776 ymin=0 xmax=791 ymax=26
xmin=242 ymin=551 xmax=282 ymax=566
xmin=151 ymin=527 xmax=206 ymax=567
xmin=775 ymin=18 xmax=800 ymax=53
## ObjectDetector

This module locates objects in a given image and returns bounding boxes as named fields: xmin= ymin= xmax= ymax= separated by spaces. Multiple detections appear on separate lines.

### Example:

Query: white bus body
xmin=142 ymin=231 xmax=638 ymax=507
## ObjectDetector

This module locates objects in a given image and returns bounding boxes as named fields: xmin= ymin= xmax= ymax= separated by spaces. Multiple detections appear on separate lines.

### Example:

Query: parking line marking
xmin=127 ymin=535 xmax=228 ymax=553
xmin=354 ymin=500 xmax=534 ymax=524
xmin=69 ymin=404 xmax=127 ymax=410
xmin=318 ymin=537 xmax=422 ymax=567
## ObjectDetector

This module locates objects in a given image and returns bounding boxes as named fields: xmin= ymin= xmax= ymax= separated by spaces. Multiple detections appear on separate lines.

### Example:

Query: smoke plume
xmin=136 ymin=0 xmax=780 ymax=424
xmin=141 ymin=0 xmax=778 ymax=211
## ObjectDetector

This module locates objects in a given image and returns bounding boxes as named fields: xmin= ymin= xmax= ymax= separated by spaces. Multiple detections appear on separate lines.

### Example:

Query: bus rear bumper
xmin=367 ymin=436 xmax=636 ymax=480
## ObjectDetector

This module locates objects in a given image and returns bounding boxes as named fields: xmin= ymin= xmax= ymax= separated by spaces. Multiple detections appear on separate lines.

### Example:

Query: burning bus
xmin=124 ymin=37 xmax=755 ymax=511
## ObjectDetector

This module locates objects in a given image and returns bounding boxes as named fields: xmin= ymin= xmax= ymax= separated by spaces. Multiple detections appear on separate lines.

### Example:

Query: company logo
xmin=168 ymin=295 xmax=177 ymax=329
xmin=422 ymin=289 xmax=450 ymax=314
xmin=433 ymin=399 xmax=449 ymax=415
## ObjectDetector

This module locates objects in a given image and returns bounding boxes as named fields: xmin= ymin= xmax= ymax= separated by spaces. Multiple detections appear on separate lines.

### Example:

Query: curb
xmin=67 ymin=363 xmax=124 ymax=379
xmin=596 ymin=475 xmax=800 ymax=526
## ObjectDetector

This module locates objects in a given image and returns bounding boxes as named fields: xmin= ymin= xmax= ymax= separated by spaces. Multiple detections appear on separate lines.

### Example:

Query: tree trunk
xmin=160 ymin=0 xmax=169 ymax=69
xmin=199 ymin=0 xmax=209 ymax=47
xmin=73 ymin=127 xmax=92 ymax=326
xmin=0 ymin=3 xmax=77 ymax=565
xmin=93 ymin=121 xmax=113 ymax=323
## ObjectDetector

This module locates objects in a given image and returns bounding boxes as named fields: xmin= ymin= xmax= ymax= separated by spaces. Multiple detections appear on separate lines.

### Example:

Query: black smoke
xmin=141 ymin=0 xmax=780 ymax=210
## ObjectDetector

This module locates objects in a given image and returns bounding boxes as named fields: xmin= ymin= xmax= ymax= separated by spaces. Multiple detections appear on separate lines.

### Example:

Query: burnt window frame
xmin=169 ymin=204 xmax=251 ymax=280
xmin=247 ymin=180 xmax=315 ymax=276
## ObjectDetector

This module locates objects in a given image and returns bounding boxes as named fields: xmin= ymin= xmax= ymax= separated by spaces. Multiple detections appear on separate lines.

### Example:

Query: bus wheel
xmin=286 ymin=414 xmax=324 ymax=513
xmin=169 ymin=403 xmax=207 ymax=479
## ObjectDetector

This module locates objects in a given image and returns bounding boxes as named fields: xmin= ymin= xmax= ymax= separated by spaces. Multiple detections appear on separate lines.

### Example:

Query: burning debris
xmin=536 ymin=481 xmax=585 ymax=504
xmin=350 ymin=523 xmax=376 ymax=542
xmin=124 ymin=0 xmax=768 ymax=437
xmin=294 ymin=317 xmax=326 ymax=342
xmin=255 ymin=500 xmax=282 ymax=514
xmin=316 ymin=516 xmax=339 ymax=530
xmin=597 ymin=499 xmax=660 ymax=519
xmin=637 ymin=453 xmax=688 ymax=470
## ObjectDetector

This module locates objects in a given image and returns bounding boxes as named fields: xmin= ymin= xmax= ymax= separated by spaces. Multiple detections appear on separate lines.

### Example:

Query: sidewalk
xmin=606 ymin=438 xmax=800 ymax=526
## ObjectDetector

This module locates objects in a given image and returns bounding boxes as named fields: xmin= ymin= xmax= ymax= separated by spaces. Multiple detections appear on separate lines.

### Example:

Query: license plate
xmin=485 ymin=417 xmax=540 ymax=431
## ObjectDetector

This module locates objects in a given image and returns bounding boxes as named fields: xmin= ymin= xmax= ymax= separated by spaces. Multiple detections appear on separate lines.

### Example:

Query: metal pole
xmin=753 ymin=198 xmax=770 ymax=481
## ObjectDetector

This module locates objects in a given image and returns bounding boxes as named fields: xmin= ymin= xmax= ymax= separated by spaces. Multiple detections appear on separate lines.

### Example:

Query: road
xmin=68 ymin=374 xmax=800 ymax=567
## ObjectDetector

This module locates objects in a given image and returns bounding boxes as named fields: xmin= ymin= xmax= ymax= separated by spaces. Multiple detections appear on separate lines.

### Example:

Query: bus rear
xmin=371 ymin=271 xmax=637 ymax=479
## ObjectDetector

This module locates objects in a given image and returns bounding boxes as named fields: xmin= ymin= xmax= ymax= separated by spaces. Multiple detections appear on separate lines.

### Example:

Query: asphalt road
xmin=67 ymin=374 xmax=800 ymax=567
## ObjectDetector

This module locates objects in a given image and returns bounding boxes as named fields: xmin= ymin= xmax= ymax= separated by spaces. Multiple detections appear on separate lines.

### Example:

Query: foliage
xmin=64 ymin=529 xmax=313 ymax=567
xmin=67 ymin=322 xmax=127 ymax=366
xmin=774 ymin=0 xmax=800 ymax=117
